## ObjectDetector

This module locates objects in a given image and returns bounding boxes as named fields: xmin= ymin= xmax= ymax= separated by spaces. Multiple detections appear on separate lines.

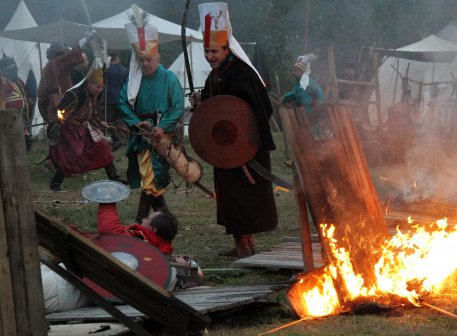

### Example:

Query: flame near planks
xmin=280 ymin=104 xmax=389 ymax=301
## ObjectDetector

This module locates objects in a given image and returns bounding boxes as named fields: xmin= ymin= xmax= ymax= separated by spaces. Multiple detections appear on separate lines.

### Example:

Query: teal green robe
xmin=281 ymin=77 xmax=324 ymax=114
xmin=118 ymin=64 xmax=184 ymax=189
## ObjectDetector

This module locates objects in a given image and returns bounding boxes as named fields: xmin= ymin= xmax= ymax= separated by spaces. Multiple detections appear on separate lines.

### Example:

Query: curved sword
xmin=247 ymin=159 xmax=294 ymax=190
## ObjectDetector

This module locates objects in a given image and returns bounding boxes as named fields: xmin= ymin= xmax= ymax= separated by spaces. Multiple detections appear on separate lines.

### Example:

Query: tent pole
xmin=37 ymin=43 xmax=43 ymax=71
xmin=392 ymin=58 xmax=399 ymax=105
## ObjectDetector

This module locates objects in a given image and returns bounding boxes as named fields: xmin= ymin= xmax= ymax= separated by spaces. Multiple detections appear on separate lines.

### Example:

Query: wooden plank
xmin=280 ymin=105 xmax=389 ymax=298
xmin=0 ymin=181 xmax=16 ymax=336
xmin=46 ymin=283 xmax=291 ymax=322
xmin=292 ymin=165 xmax=314 ymax=271
xmin=35 ymin=211 xmax=209 ymax=335
xmin=0 ymin=110 xmax=47 ymax=336
xmin=48 ymin=323 xmax=127 ymax=336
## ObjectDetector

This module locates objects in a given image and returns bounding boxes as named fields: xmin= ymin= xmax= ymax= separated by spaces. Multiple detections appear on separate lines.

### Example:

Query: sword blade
xmin=194 ymin=181 xmax=216 ymax=199
xmin=247 ymin=159 xmax=294 ymax=190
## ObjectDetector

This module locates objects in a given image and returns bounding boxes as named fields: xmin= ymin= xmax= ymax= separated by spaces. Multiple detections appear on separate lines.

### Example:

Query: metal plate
xmin=82 ymin=180 xmax=130 ymax=203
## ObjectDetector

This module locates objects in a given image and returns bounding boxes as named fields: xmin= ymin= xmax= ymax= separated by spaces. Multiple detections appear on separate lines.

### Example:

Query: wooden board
xmin=48 ymin=323 xmax=127 ymax=336
xmin=46 ymin=282 xmax=291 ymax=322
xmin=233 ymin=241 xmax=325 ymax=270
xmin=0 ymin=110 xmax=47 ymax=335
xmin=280 ymin=105 xmax=389 ymax=297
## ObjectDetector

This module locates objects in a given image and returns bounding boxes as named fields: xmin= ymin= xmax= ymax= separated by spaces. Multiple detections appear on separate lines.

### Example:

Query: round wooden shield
xmin=188 ymin=95 xmax=260 ymax=169
xmin=83 ymin=235 xmax=172 ymax=302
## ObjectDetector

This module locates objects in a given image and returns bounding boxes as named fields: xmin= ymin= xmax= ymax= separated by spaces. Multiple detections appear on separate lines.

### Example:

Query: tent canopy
xmin=0 ymin=5 xmax=202 ymax=49
xmin=373 ymin=34 xmax=457 ymax=123
xmin=1 ymin=0 xmax=49 ymax=133
xmin=373 ymin=35 xmax=457 ymax=63
xmin=168 ymin=41 xmax=210 ymax=92
xmin=93 ymin=7 xmax=202 ymax=49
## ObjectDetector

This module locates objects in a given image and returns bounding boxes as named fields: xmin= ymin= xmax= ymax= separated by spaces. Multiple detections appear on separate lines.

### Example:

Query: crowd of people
xmin=2 ymin=2 xmax=328 ymax=314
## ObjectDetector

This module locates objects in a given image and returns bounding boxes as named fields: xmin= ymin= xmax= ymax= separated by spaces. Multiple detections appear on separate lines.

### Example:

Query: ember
xmin=289 ymin=218 xmax=457 ymax=318
xmin=57 ymin=109 xmax=65 ymax=122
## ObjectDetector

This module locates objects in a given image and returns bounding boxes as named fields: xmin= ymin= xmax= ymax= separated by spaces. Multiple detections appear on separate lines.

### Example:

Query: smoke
xmin=394 ymin=132 xmax=457 ymax=204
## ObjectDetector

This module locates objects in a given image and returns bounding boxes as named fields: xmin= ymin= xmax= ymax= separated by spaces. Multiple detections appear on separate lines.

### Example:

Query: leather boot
xmin=135 ymin=191 xmax=155 ymax=223
xmin=104 ymin=163 xmax=128 ymax=185
xmin=151 ymin=194 xmax=168 ymax=212
xmin=245 ymin=234 xmax=256 ymax=255
xmin=219 ymin=234 xmax=252 ymax=258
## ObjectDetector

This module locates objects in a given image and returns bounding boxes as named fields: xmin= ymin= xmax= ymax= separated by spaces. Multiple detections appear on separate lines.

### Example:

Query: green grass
xmin=28 ymin=132 xmax=457 ymax=335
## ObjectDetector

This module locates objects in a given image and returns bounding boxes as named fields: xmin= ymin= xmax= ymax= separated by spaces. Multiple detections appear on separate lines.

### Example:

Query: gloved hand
xmin=79 ymin=29 xmax=97 ymax=48
xmin=187 ymin=92 xmax=201 ymax=108
xmin=136 ymin=120 xmax=152 ymax=131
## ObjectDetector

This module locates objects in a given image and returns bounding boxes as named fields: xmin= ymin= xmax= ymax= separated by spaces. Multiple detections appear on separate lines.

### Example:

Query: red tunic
xmin=49 ymin=86 xmax=113 ymax=176
xmin=97 ymin=203 xmax=173 ymax=255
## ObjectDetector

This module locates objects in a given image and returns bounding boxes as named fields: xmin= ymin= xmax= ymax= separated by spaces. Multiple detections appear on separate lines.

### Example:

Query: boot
xmin=245 ymin=234 xmax=256 ymax=255
xmin=50 ymin=168 xmax=65 ymax=192
xmin=135 ymin=191 xmax=155 ymax=223
xmin=219 ymin=234 xmax=252 ymax=258
xmin=151 ymin=194 xmax=168 ymax=212
xmin=104 ymin=163 xmax=128 ymax=185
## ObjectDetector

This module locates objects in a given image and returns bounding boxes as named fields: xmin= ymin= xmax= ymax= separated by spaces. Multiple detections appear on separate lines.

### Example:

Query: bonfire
xmin=289 ymin=217 xmax=457 ymax=318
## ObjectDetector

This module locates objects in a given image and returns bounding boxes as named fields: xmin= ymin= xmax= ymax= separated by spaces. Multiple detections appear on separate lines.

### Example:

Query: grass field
xmin=28 ymin=132 xmax=457 ymax=336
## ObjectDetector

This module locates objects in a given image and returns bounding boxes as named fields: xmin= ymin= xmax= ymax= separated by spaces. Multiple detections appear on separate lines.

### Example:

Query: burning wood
xmin=288 ymin=218 xmax=457 ymax=318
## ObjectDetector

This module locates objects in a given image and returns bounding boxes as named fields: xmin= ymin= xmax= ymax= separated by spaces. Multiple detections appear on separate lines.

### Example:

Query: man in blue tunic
xmin=118 ymin=6 xmax=184 ymax=223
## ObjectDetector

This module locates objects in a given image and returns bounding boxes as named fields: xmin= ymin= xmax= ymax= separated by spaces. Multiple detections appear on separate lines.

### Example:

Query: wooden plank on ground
xmin=35 ymin=211 xmax=209 ymax=335
xmin=48 ymin=323 xmax=127 ymax=336
xmin=46 ymin=282 xmax=291 ymax=322
xmin=233 ymin=241 xmax=325 ymax=270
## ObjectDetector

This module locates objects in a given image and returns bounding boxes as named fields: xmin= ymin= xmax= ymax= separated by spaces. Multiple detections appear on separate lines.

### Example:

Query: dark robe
xmin=38 ymin=47 xmax=85 ymax=122
xmin=201 ymin=55 xmax=278 ymax=235
xmin=49 ymin=85 xmax=113 ymax=176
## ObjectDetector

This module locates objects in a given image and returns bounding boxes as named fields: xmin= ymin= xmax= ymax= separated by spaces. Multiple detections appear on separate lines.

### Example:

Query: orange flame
xmin=289 ymin=218 xmax=457 ymax=318
xmin=57 ymin=109 xmax=65 ymax=122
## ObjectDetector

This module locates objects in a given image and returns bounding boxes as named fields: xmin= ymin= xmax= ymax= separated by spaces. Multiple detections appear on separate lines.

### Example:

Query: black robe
xmin=201 ymin=56 xmax=278 ymax=235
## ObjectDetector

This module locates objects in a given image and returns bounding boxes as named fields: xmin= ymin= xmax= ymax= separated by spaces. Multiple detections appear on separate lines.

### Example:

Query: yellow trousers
xmin=137 ymin=149 xmax=164 ymax=197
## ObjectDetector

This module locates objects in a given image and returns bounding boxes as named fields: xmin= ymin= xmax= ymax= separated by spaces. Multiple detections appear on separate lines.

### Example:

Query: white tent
xmin=0 ymin=5 xmax=202 ymax=49
xmin=168 ymin=41 xmax=210 ymax=93
xmin=374 ymin=35 xmax=457 ymax=125
xmin=93 ymin=7 xmax=202 ymax=49
xmin=1 ymin=0 xmax=50 ymax=132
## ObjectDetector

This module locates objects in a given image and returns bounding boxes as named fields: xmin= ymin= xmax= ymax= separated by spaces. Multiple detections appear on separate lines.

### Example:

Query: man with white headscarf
xmin=118 ymin=5 xmax=184 ymax=223
xmin=281 ymin=54 xmax=324 ymax=114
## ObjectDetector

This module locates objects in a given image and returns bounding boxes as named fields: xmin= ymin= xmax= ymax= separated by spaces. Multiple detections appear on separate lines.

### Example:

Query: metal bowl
xmin=82 ymin=180 xmax=130 ymax=203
